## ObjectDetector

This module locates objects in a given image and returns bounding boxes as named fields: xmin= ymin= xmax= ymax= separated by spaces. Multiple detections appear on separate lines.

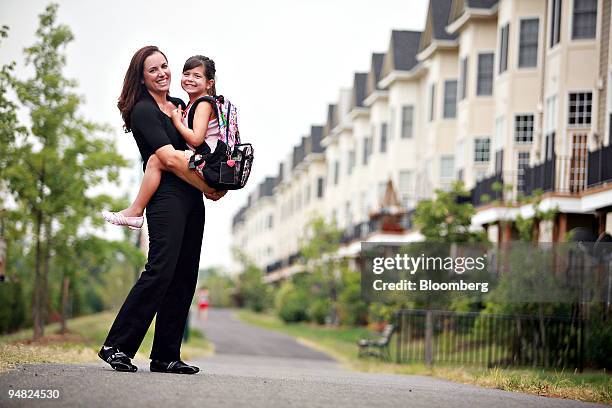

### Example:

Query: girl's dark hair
xmin=183 ymin=55 xmax=216 ymax=96
xmin=118 ymin=45 xmax=168 ymax=132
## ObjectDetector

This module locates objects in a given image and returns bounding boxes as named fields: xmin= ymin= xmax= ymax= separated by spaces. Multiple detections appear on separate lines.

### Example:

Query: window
xmin=495 ymin=149 xmax=504 ymax=174
xmin=499 ymin=23 xmax=509 ymax=73
xmin=519 ymin=19 xmax=539 ymax=68
xmin=515 ymin=114 xmax=534 ymax=143
xmin=460 ymin=57 xmax=468 ymax=100
xmin=443 ymin=80 xmax=457 ymax=118
xmin=572 ymin=0 xmax=597 ymax=39
xmin=399 ymin=170 xmax=414 ymax=209
xmin=474 ymin=138 xmax=491 ymax=163
xmin=401 ymin=105 xmax=414 ymax=139
xmin=517 ymin=152 xmax=530 ymax=193
xmin=345 ymin=201 xmax=352 ymax=228
xmin=316 ymin=177 xmax=324 ymax=198
xmin=568 ymin=92 xmax=592 ymax=126
xmin=477 ymin=53 xmax=494 ymax=96
xmin=389 ymin=107 xmax=395 ymax=139
xmin=380 ymin=123 xmax=388 ymax=153
xmin=456 ymin=139 xmax=465 ymax=169
xmin=550 ymin=0 xmax=562 ymax=47
xmin=347 ymin=150 xmax=356 ymax=175
xmin=429 ymin=83 xmax=436 ymax=121
xmin=545 ymin=95 xmax=558 ymax=161
xmin=362 ymin=136 xmax=373 ymax=165
xmin=333 ymin=160 xmax=340 ymax=185
xmin=377 ymin=182 xmax=387 ymax=203
xmin=440 ymin=155 xmax=455 ymax=179
xmin=267 ymin=214 xmax=273 ymax=229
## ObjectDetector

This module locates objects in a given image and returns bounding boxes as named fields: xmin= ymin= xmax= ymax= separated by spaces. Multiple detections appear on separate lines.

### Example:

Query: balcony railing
xmin=587 ymin=144 xmax=612 ymax=188
xmin=471 ymin=173 xmax=503 ymax=206
xmin=471 ymin=144 xmax=612 ymax=206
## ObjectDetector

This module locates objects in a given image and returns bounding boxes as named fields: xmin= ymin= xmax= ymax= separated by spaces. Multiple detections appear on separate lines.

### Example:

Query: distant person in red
xmin=197 ymin=288 xmax=210 ymax=321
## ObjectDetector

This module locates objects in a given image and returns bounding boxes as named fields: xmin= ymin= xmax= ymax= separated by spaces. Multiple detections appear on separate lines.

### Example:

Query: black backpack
xmin=186 ymin=95 xmax=254 ymax=190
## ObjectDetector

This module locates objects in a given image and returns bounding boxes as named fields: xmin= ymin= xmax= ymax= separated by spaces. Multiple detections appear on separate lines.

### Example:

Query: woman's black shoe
xmin=98 ymin=346 xmax=138 ymax=372
xmin=150 ymin=360 xmax=199 ymax=374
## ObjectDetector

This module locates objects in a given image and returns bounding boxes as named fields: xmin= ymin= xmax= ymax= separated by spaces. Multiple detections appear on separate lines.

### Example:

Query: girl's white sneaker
xmin=102 ymin=211 xmax=144 ymax=230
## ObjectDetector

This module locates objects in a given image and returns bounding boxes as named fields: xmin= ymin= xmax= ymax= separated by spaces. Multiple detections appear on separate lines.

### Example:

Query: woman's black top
xmin=129 ymin=90 xmax=202 ymax=198
xmin=130 ymin=90 xmax=186 ymax=171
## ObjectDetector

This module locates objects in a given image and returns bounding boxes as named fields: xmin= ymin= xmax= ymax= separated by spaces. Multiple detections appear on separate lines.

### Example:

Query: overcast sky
xmin=1 ymin=0 xmax=428 ymax=271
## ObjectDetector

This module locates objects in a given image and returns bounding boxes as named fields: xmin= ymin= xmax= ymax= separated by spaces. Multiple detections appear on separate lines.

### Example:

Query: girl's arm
xmin=171 ymin=102 xmax=213 ymax=148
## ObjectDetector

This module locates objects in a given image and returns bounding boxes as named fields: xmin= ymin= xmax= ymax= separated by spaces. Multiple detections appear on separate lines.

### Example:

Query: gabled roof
xmin=259 ymin=177 xmax=276 ymax=198
xmin=350 ymin=72 xmax=368 ymax=110
xmin=292 ymin=139 xmax=305 ymax=170
xmin=380 ymin=30 xmax=422 ymax=79
xmin=310 ymin=125 xmax=325 ymax=154
xmin=325 ymin=104 xmax=337 ymax=136
xmin=366 ymin=53 xmax=386 ymax=97
xmin=419 ymin=0 xmax=456 ymax=52
xmin=448 ymin=0 xmax=498 ymax=26
xmin=275 ymin=162 xmax=284 ymax=186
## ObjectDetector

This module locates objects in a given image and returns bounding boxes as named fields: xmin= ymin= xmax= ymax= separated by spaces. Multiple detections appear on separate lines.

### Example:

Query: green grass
xmin=236 ymin=309 xmax=612 ymax=405
xmin=0 ymin=311 xmax=211 ymax=372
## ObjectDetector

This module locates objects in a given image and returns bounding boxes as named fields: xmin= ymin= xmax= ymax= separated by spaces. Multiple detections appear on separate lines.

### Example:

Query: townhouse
xmin=231 ymin=0 xmax=612 ymax=279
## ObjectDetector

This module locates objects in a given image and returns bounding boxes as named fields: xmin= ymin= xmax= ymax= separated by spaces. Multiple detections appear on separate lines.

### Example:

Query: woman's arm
xmin=154 ymin=146 xmax=215 ymax=194
xmin=171 ymin=102 xmax=212 ymax=148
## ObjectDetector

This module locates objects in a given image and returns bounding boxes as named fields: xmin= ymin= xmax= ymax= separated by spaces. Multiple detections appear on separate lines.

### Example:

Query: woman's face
xmin=142 ymin=51 xmax=170 ymax=93
xmin=181 ymin=65 xmax=211 ymax=96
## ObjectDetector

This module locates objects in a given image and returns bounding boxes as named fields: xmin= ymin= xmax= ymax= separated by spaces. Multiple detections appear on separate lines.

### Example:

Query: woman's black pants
xmin=104 ymin=177 xmax=204 ymax=362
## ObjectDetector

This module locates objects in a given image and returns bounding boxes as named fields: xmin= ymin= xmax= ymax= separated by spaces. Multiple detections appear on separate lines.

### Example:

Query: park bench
xmin=357 ymin=324 xmax=394 ymax=361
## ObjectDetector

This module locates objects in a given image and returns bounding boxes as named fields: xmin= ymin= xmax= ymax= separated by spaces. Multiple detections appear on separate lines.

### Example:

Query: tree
xmin=413 ymin=181 xmax=487 ymax=243
xmin=299 ymin=216 xmax=344 ymax=325
xmin=3 ymin=4 xmax=128 ymax=339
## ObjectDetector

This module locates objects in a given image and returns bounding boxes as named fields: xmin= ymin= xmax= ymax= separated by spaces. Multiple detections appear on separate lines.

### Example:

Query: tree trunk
xmin=32 ymin=209 xmax=43 ymax=340
xmin=42 ymin=221 xmax=51 ymax=332
xmin=60 ymin=274 xmax=70 ymax=334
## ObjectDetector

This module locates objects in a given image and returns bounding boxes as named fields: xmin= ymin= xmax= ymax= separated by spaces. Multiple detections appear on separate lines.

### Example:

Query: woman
xmin=99 ymin=46 xmax=225 ymax=374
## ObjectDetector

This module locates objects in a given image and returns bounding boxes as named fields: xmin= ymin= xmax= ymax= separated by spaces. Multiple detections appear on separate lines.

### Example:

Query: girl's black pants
xmin=104 ymin=175 xmax=205 ymax=362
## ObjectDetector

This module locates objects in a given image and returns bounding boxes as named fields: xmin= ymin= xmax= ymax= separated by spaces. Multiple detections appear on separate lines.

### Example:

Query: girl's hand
xmin=171 ymin=107 xmax=183 ymax=124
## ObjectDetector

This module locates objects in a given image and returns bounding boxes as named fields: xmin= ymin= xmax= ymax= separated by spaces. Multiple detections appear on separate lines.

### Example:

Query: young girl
xmin=103 ymin=55 xmax=224 ymax=229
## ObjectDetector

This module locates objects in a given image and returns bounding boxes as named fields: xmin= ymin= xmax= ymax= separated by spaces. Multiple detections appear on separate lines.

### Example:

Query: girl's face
xmin=181 ymin=65 xmax=213 ymax=96
xmin=142 ymin=51 xmax=170 ymax=93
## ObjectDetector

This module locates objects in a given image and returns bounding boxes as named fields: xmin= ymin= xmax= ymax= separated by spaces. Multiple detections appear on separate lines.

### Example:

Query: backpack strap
xmin=187 ymin=95 xmax=218 ymax=130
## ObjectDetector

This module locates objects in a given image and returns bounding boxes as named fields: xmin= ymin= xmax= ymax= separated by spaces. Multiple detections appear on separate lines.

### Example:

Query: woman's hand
xmin=171 ymin=106 xmax=183 ymax=126
xmin=204 ymin=190 xmax=227 ymax=201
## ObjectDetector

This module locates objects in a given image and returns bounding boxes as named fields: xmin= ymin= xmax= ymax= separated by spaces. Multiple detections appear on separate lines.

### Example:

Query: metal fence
xmin=395 ymin=309 xmax=585 ymax=370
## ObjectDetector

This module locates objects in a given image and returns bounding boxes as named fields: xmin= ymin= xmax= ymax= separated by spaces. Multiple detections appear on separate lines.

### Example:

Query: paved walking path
xmin=0 ymin=308 xmax=606 ymax=407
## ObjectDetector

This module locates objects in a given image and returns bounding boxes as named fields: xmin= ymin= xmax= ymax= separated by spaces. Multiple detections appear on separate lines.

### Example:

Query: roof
xmin=448 ymin=0 xmax=498 ymax=25
xmin=275 ymin=162 xmax=284 ymax=186
xmin=310 ymin=125 xmax=325 ymax=154
xmin=381 ymin=30 xmax=422 ymax=78
xmin=351 ymin=72 xmax=368 ymax=110
xmin=231 ymin=205 xmax=247 ymax=229
xmin=420 ymin=0 xmax=456 ymax=52
xmin=325 ymin=104 xmax=337 ymax=135
xmin=259 ymin=177 xmax=276 ymax=198
xmin=366 ymin=53 xmax=386 ymax=96
xmin=292 ymin=138 xmax=305 ymax=170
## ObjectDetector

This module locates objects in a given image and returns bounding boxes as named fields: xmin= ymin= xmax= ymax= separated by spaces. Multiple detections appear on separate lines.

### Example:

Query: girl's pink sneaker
xmin=102 ymin=211 xmax=144 ymax=230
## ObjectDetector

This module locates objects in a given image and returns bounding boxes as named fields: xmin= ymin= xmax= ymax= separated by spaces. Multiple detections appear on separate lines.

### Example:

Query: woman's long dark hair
xmin=183 ymin=55 xmax=217 ymax=96
xmin=118 ymin=46 xmax=168 ymax=132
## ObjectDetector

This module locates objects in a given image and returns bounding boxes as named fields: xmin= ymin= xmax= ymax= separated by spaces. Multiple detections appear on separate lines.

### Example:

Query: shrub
xmin=587 ymin=319 xmax=612 ymax=369
xmin=275 ymin=282 xmax=309 ymax=323
xmin=337 ymin=272 xmax=368 ymax=326
xmin=308 ymin=298 xmax=331 ymax=324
